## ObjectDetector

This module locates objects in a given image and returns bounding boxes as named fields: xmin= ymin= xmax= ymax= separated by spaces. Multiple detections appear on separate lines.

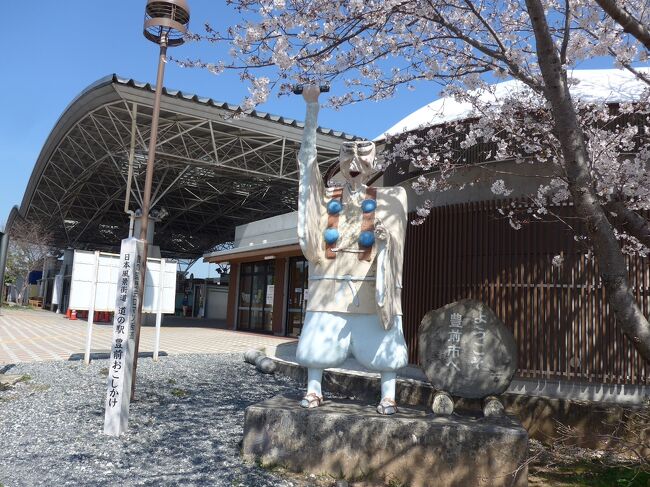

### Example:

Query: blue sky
xmin=0 ymin=1 xmax=446 ymax=277
xmin=0 ymin=1 xmax=630 ymax=276
xmin=0 ymin=1 xmax=438 ymax=223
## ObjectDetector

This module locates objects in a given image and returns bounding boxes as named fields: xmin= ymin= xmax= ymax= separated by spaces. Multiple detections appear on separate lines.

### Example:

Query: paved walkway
xmin=0 ymin=307 xmax=296 ymax=365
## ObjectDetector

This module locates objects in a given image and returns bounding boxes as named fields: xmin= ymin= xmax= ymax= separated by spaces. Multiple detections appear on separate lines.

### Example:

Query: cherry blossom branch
xmin=560 ymin=0 xmax=571 ymax=65
xmin=604 ymin=200 xmax=650 ymax=249
xmin=594 ymin=0 xmax=650 ymax=51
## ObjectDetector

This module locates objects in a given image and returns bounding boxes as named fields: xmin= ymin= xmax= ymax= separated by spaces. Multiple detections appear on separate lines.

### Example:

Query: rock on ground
xmin=418 ymin=299 xmax=518 ymax=398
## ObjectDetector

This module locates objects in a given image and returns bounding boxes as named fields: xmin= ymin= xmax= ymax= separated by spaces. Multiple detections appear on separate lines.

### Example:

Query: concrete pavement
xmin=3 ymin=307 xmax=641 ymax=405
xmin=0 ymin=307 xmax=296 ymax=365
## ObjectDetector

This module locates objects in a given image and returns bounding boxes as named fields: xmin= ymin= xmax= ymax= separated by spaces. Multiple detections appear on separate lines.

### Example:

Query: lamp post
xmin=132 ymin=0 xmax=190 ymax=399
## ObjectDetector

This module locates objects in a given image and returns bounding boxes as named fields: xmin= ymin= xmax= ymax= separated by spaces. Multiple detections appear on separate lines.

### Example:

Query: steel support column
xmin=0 ymin=229 xmax=10 ymax=312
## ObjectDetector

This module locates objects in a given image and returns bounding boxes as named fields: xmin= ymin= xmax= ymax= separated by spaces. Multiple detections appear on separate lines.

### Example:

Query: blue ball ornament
xmin=361 ymin=199 xmax=377 ymax=213
xmin=327 ymin=199 xmax=343 ymax=215
xmin=358 ymin=230 xmax=375 ymax=247
xmin=324 ymin=227 xmax=340 ymax=244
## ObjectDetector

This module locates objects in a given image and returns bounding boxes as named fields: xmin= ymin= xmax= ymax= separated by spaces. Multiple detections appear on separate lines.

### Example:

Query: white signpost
xmin=153 ymin=260 xmax=164 ymax=361
xmin=66 ymin=241 xmax=178 ymax=436
xmin=85 ymin=251 xmax=101 ymax=365
xmin=104 ymin=237 xmax=144 ymax=437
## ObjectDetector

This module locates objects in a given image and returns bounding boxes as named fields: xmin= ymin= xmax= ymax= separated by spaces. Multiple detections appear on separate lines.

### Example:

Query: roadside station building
xmin=9 ymin=69 xmax=649 ymax=401
xmin=205 ymin=69 xmax=649 ymax=400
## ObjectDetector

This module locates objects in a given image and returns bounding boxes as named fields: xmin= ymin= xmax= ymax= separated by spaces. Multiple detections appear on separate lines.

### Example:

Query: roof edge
xmin=19 ymin=75 xmax=123 ymax=215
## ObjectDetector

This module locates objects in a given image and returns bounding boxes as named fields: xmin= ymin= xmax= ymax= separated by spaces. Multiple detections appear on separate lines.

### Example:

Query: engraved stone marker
xmin=418 ymin=299 xmax=517 ymax=399
xmin=103 ymin=237 xmax=144 ymax=436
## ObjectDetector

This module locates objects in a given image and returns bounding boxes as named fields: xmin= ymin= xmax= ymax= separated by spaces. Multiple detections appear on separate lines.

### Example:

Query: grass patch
xmin=1 ymin=305 xmax=32 ymax=312
xmin=528 ymin=434 xmax=650 ymax=487
xmin=252 ymin=461 xmax=337 ymax=487
xmin=30 ymin=384 xmax=50 ymax=393
xmin=387 ymin=477 xmax=408 ymax=487
xmin=532 ymin=461 xmax=650 ymax=486
xmin=562 ymin=464 xmax=647 ymax=486
xmin=258 ymin=461 xmax=285 ymax=473
xmin=167 ymin=378 xmax=177 ymax=385
xmin=0 ymin=375 xmax=48 ymax=395
xmin=170 ymin=387 xmax=189 ymax=398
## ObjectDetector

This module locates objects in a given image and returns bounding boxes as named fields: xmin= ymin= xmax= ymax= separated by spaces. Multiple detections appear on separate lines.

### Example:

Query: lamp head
xmin=144 ymin=0 xmax=190 ymax=46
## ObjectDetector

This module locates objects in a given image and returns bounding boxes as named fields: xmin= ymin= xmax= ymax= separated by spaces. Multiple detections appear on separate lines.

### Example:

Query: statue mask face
xmin=339 ymin=141 xmax=376 ymax=184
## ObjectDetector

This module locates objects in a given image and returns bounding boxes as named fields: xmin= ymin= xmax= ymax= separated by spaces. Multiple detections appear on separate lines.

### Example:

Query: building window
xmin=238 ymin=261 xmax=275 ymax=332
xmin=286 ymin=256 xmax=308 ymax=337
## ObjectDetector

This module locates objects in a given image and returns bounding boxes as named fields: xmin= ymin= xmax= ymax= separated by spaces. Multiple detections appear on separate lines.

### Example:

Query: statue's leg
xmin=377 ymin=371 xmax=398 ymax=415
xmin=381 ymin=371 xmax=396 ymax=400
xmin=348 ymin=314 xmax=408 ymax=415
xmin=296 ymin=311 xmax=351 ymax=408
xmin=300 ymin=367 xmax=324 ymax=408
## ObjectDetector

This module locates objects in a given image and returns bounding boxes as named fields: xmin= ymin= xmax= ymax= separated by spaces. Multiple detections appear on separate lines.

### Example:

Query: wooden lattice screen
xmin=402 ymin=200 xmax=649 ymax=385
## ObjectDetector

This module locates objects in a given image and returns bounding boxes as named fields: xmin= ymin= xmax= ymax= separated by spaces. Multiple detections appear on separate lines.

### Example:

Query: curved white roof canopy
xmin=13 ymin=75 xmax=358 ymax=258
xmin=378 ymin=67 xmax=650 ymax=140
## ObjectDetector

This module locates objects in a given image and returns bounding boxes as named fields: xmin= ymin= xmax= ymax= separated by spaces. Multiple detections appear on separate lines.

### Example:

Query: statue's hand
xmin=375 ymin=220 xmax=388 ymax=241
xmin=302 ymin=84 xmax=321 ymax=103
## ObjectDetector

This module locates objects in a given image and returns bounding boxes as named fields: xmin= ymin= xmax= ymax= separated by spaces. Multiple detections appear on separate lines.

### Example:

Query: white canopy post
xmin=84 ymin=250 xmax=100 ymax=365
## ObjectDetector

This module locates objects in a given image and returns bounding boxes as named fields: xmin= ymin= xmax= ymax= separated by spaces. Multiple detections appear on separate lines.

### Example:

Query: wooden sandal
xmin=377 ymin=397 xmax=398 ymax=415
xmin=300 ymin=392 xmax=323 ymax=408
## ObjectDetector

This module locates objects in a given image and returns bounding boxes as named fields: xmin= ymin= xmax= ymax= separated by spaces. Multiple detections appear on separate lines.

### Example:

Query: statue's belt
xmin=308 ymin=274 xmax=376 ymax=307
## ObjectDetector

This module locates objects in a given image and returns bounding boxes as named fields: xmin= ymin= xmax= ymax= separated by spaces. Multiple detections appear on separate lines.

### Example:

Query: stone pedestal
xmin=242 ymin=395 xmax=528 ymax=487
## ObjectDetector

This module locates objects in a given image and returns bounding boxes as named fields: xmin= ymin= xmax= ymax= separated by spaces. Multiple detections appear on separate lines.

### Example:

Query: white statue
xmin=295 ymin=85 xmax=408 ymax=415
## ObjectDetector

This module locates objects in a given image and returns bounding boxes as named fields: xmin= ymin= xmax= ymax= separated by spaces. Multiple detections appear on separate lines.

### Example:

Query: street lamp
xmin=132 ymin=0 xmax=190 ymax=398
xmin=144 ymin=0 xmax=191 ymax=46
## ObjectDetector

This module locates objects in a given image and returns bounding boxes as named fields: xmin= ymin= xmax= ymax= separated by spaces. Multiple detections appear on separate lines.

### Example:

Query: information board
xmin=69 ymin=250 xmax=177 ymax=314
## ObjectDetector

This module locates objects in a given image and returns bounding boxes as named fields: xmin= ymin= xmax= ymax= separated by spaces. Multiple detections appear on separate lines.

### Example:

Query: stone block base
xmin=242 ymin=395 xmax=528 ymax=487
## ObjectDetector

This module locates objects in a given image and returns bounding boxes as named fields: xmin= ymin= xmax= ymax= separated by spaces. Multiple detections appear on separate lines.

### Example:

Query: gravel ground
xmin=0 ymin=354 xmax=313 ymax=487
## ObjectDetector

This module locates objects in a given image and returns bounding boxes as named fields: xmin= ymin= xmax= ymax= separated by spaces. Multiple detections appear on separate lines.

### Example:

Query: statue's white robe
xmin=295 ymin=102 xmax=408 ymax=371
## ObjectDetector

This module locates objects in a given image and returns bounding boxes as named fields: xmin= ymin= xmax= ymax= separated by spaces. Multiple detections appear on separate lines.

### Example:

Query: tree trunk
xmin=526 ymin=0 xmax=650 ymax=361
xmin=20 ymin=273 xmax=30 ymax=306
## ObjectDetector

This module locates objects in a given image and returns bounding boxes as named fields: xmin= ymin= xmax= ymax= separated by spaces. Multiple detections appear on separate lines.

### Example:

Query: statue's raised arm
xmin=297 ymin=85 xmax=325 ymax=263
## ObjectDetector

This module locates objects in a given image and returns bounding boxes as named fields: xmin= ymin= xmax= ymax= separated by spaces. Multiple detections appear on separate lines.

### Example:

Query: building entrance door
xmin=285 ymin=257 xmax=308 ymax=337
xmin=237 ymin=261 xmax=275 ymax=332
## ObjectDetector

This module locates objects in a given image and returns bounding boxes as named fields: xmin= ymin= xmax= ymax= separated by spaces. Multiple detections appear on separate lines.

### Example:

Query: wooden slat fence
xmin=403 ymin=199 xmax=649 ymax=385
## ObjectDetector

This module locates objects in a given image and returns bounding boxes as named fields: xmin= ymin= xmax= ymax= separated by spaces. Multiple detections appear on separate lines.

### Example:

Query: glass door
xmin=238 ymin=261 xmax=275 ymax=332
xmin=285 ymin=257 xmax=309 ymax=337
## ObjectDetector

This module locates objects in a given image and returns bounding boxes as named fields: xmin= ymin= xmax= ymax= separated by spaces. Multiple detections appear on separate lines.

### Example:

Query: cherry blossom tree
xmin=187 ymin=0 xmax=650 ymax=359
xmin=5 ymin=220 xmax=54 ymax=305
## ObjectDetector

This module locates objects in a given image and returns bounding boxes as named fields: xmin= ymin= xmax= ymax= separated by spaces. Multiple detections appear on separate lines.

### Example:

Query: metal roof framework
xmin=12 ymin=75 xmax=357 ymax=259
